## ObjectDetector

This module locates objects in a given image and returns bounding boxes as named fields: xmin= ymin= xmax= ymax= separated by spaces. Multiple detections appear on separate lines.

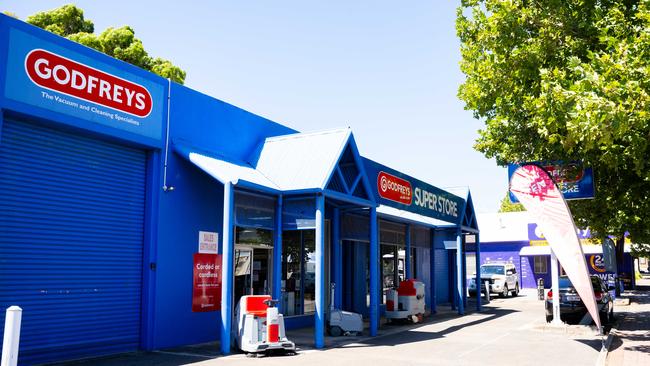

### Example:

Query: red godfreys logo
xmin=25 ymin=49 xmax=153 ymax=118
xmin=378 ymin=171 xmax=412 ymax=205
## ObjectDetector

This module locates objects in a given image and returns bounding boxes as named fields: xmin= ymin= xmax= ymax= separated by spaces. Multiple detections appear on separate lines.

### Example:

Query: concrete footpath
xmin=605 ymin=277 xmax=650 ymax=366
xmin=52 ymin=290 xmax=607 ymax=366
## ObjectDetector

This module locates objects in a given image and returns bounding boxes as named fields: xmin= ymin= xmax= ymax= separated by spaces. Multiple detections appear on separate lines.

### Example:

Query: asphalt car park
xmin=53 ymin=289 xmax=606 ymax=366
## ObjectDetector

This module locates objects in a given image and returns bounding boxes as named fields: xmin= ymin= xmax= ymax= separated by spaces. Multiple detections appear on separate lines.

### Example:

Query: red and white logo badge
xmin=25 ymin=49 xmax=153 ymax=118
xmin=377 ymin=171 xmax=412 ymax=205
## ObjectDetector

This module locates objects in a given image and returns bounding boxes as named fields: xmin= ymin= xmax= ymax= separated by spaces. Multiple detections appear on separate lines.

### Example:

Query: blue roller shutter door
xmin=0 ymin=118 xmax=146 ymax=365
xmin=435 ymin=249 xmax=449 ymax=304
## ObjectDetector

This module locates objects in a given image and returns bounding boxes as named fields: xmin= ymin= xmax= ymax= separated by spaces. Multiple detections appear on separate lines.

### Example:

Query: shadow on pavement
xmin=340 ymin=308 xmax=518 ymax=348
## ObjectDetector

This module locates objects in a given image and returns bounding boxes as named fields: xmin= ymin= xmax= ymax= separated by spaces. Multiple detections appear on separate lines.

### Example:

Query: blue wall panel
xmin=152 ymin=153 xmax=224 ymax=349
xmin=169 ymin=83 xmax=296 ymax=165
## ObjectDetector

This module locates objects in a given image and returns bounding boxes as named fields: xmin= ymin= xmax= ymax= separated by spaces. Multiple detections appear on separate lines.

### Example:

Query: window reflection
xmin=281 ymin=230 xmax=317 ymax=316
xmin=303 ymin=230 xmax=316 ymax=314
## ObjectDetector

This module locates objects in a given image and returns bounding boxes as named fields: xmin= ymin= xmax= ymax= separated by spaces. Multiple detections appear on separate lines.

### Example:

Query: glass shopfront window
xmin=303 ymin=230 xmax=316 ymax=314
xmin=381 ymin=244 xmax=397 ymax=304
xmin=282 ymin=229 xmax=317 ymax=316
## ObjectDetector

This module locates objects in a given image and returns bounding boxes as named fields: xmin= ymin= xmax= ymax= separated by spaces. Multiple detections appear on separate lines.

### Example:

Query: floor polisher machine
xmin=235 ymin=295 xmax=296 ymax=356
xmin=385 ymin=279 xmax=425 ymax=324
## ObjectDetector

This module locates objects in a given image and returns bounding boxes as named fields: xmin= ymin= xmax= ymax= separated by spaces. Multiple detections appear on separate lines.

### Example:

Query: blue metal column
xmin=273 ymin=195 xmax=283 ymax=309
xmin=332 ymin=207 xmax=342 ymax=309
xmin=430 ymin=228 xmax=437 ymax=314
xmin=405 ymin=224 xmax=411 ymax=279
xmin=475 ymin=233 xmax=482 ymax=312
xmin=315 ymin=195 xmax=326 ymax=348
xmin=369 ymin=207 xmax=379 ymax=336
xmin=220 ymin=182 xmax=235 ymax=355
xmin=456 ymin=229 xmax=465 ymax=315
xmin=462 ymin=241 xmax=467 ymax=309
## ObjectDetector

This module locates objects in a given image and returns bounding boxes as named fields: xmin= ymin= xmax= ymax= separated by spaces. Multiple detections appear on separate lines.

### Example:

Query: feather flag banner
xmin=510 ymin=164 xmax=601 ymax=331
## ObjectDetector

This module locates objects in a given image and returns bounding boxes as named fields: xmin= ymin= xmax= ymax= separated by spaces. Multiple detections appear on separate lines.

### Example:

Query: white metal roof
xmin=186 ymin=149 xmax=279 ymax=188
xmin=255 ymin=128 xmax=352 ymax=191
xmin=520 ymin=245 xmax=631 ymax=256
xmin=377 ymin=205 xmax=454 ymax=228
xmin=477 ymin=212 xmax=531 ymax=242
xmin=175 ymin=128 xmax=353 ymax=192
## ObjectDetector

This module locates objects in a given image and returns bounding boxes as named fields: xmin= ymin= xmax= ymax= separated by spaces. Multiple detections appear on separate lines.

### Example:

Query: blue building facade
xmin=0 ymin=15 xmax=479 ymax=365
xmin=477 ymin=212 xmax=635 ymax=291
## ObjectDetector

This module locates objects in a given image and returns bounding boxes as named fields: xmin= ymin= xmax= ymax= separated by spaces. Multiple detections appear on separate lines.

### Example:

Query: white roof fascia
xmin=187 ymin=151 xmax=279 ymax=189
xmin=377 ymin=204 xmax=452 ymax=228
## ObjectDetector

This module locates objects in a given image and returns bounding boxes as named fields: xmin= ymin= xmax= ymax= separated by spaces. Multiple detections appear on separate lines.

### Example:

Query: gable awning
xmin=175 ymin=128 xmax=374 ymax=204
xmin=445 ymin=186 xmax=479 ymax=233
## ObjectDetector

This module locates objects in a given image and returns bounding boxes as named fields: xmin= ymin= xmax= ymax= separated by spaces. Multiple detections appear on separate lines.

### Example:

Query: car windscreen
xmin=480 ymin=265 xmax=505 ymax=275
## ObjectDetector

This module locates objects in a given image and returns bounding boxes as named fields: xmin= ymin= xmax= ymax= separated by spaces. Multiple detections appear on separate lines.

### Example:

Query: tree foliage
xmin=24 ymin=5 xmax=186 ymax=84
xmin=499 ymin=192 xmax=526 ymax=213
xmin=457 ymin=0 xmax=650 ymax=256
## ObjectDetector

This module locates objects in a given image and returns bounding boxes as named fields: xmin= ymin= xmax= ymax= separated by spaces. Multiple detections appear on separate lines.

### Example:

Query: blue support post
xmin=369 ymin=207 xmax=379 ymax=336
xmin=405 ymin=224 xmax=411 ymax=279
xmin=463 ymin=241 xmax=467 ymax=309
xmin=220 ymin=182 xmax=234 ymax=355
xmin=430 ymin=228 xmax=437 ymax=314
xmin=475 ymin=233 xmax=482 ymax=312
xmin=273 ymin=195 xmax=283 ymax=309
xmin=315 ymin=195 xmax=326 ymax=349
xmin=332 ymin=207 xmax=342 ymax=309
xmin=456 ymin=229 xmax=465 ymax=315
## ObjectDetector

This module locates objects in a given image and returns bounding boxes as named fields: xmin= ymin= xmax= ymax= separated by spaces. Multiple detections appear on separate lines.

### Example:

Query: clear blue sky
xmin=5 ymin=1 xmax=507 ymax=213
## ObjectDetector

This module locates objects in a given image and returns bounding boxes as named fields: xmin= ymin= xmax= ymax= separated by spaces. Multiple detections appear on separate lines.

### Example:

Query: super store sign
xmin=4 ymin=28 xmax=164 ymax=141
xmin=365 ymin=159 xmax=464 ymax=224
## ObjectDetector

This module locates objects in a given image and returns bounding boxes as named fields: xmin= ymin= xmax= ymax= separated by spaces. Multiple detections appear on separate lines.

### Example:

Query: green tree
xmin=499 ymin=192 xmax=525 ymax=213
xmin=26 ymin=4 xmax=93 ymax=36
xmin=456 ymin=1 xmax=650 ymax=271
xmin=24 ymin=5 xmax=186 ymax=84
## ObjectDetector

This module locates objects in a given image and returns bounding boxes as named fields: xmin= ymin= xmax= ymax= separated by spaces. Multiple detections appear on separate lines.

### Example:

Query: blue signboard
xmin=3 ymin=27 xmax=165 ymax=141
xmin=508 ymin=162 xmax=595 ymax=202
xmin=362 ymin=157 xmax=465 ymax=225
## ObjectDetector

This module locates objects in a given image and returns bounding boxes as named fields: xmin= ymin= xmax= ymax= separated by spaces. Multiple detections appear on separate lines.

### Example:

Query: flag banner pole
xmin=510 ymin=164 xmax=601 ymax=333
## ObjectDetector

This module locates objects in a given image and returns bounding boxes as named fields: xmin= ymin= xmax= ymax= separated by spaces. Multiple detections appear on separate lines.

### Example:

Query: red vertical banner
xmin=192 ymin=253 xmax=222 ymax=312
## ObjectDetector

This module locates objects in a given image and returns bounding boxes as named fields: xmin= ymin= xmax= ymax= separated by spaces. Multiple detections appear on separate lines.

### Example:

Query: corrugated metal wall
xmin=0 ymin=118 xmax=146 ymax=364
xmin=435 ymin=249 xmax=449 ymax=304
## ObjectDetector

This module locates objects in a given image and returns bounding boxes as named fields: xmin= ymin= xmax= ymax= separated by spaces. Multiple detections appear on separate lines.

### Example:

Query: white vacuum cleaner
xmin=385 ymin=279 xmax=425 ymax=323
xmin=235 ymin=295 xmax=296 ymax=355
xmin=327 ymin=283 xmax=363 ymax=336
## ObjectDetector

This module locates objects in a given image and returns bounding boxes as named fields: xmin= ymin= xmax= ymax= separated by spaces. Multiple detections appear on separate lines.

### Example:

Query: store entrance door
xmin=234 ymin=246 xmax=273 ymax=308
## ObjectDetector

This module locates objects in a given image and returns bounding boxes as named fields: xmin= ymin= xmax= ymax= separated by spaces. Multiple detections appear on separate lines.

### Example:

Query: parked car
xmin=468 ymin=262 xmax=520 ymax=298
xmin=545 ymin=275 xmax=614 ymax=324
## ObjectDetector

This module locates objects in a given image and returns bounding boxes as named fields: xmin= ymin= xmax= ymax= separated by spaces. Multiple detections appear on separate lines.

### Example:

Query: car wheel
xmin=512 ymin=284 xmax=519 ymax=297
xmin=501 ymin=285 xmax=509 ymax=298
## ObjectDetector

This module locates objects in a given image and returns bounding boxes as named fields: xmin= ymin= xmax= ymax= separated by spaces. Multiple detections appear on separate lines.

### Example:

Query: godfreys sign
xmin=4 ymin=28 xmax=165 ymax=142
xmin=26 ymin=49 xmax=153 ymax=118
xmin=378 ymin=171 xmax=413 ymax=205
xmin=365 ymin=158 xmax=464 ymax=224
